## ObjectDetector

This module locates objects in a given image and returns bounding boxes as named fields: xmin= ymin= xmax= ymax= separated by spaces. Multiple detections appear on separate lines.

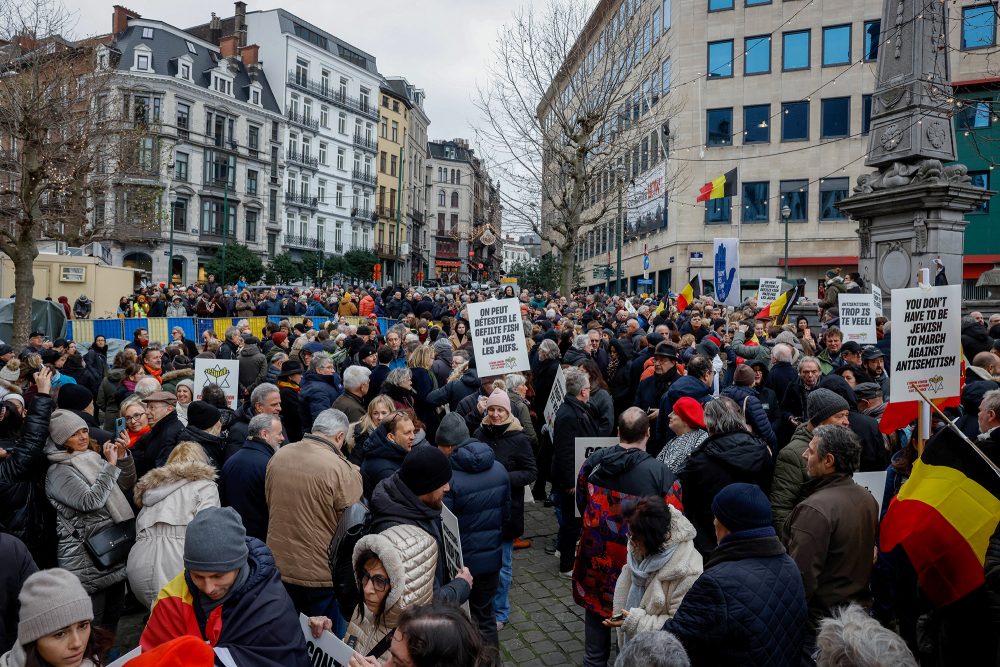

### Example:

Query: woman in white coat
xmin=604 ymin=496 xmax=703 ymax=649
xmin=126 ymin=440 xmax=219 ymax=607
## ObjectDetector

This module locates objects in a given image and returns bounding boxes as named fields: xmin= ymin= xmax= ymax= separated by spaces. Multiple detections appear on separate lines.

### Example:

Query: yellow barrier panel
xmin=146 ymin=318 xmax=170 ymax=345
xmin=245 ymin=316 xmax=267 ymax=336
xmin=72 ymin=320 xmax=94 ymax=343
xmin=212 ymin=319 xmax=231 ymax=338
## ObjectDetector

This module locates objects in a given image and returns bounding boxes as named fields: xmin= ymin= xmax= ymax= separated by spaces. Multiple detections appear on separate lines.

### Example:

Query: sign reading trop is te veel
xmin=467 ymin=298 xmax=530 ymax=374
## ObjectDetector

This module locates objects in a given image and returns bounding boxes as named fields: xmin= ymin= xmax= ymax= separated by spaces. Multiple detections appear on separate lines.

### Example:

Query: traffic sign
xmin=637 ymin=279 xmax=654 ymax=285
xmin=643 ymin=255 xmax=650 ymax=271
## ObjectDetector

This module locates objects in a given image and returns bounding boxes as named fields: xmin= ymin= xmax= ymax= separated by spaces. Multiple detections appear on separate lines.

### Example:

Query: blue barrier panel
xmin=121 ymin=318 xmax=148 ymax=340
xmin=267 ymin=316 xmax=284 ymax=325
xmin=196 ymin=318 xmax=216 ymax=338
xmin=65 ymin=321 xmax=73 ymax=341
xmin=93 ymin=319 xmax=125 ymax=341
xmin=167 ymin=317 xmax=197 ymax=341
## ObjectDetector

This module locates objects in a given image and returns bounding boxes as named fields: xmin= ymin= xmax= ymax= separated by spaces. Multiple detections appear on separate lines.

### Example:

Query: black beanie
xmin=186 ymin=400 xmax=221 ymax=431
xmin=399 ymin=445 xmax=452 ymax=496
xmin=711 ymin=483 xmax=773 ymax=532
xmin=56 ymin=384 xmax=94 ymax=412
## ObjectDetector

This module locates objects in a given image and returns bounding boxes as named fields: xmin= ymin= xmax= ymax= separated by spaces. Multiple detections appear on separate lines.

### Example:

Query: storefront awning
xmin=435 ymin=260 xmax=463 ymax=268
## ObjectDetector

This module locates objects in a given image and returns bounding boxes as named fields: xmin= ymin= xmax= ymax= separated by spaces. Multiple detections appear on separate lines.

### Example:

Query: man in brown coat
xmin=265 ymin=407 xmax=363 ymax=635
xmin=786 ymin=425 xmax=878 ymax=623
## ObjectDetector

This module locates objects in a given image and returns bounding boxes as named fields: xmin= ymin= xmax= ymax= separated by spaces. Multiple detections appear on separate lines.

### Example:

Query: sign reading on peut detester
xmin=467 ymin=298 xmax=530 ymax=374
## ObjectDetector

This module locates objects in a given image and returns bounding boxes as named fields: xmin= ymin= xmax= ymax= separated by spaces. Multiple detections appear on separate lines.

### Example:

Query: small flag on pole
xmin=676 ymin=275 xmax=701 ymax=312
xmin=696 ymin=168 xmax=737 ymax=202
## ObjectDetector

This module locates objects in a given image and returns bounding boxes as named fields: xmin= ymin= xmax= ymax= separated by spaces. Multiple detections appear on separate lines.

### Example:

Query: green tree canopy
xmin=265 ymin=252 xmax=300 ymax=284
xmin=342 ymin=249 xmax=378 ymax=281
xmin=204 ymin=243 xmax=265 ymax=285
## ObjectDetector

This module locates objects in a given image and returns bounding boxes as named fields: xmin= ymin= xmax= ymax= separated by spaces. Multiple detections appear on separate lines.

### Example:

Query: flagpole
xmin=917 ymin=268 xmax=932 ymax=454
xmin=911 ymin=385 xmax=1000 ymax=480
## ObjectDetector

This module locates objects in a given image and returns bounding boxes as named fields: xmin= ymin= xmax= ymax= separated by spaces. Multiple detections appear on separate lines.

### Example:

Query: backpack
xmin=327 ymin=501 xmax=372 ymax=621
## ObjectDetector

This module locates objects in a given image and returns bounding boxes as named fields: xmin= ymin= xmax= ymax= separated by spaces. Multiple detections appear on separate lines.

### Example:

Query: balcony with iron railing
xmin=351 ymin=207 xmax=376 ymax=222
xmin=351 ymin=168 xmax=377 ymax=187
xmin=376 ymin=205 xmax=397 ymax=220
xmin=285 ymin=191 xmax=319 ymax=209
xmin=334 ymin=242 xmax=343 ymax=253
xmin=374 ymin=242 xmax=396 ymax=258
xmin=286 ymin=109 xmax=319 ymax=131
xmin=286 ymin=72 xmax=380 ymax=121
xmin=410 ymin=209 xmax=424 ymax=225
xmin=352 ymin=133 xmax=377 ymax=153
xmin=286 ymin=149 xmax=319 ymax=170
xmin=284 ymin=233 xmax=324 ymax=250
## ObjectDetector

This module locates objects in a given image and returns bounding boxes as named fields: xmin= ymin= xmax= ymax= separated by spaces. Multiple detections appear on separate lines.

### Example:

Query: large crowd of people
xmin=1 ymin=272 xmax=998 ymax=666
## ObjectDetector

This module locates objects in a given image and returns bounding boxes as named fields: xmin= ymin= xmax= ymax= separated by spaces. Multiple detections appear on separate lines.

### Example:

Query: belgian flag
xmin=755 ymin=285 xmax=799 ymax=325
xmin=881 ymin=428 xmax=1000 ymax=607
xmin=676 ymin=275 xmax=701 ymax=312
xmin=696 ymin=168 xmax=737 ymax=202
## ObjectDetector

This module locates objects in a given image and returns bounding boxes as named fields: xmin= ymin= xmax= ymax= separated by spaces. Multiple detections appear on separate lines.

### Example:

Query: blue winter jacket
xmin=663 ymin=528 xmax=807 ymax=667
xmin=721 ymin=384 xmax=777 ymax=448
xmin=444 ymin=438 xmax=511 ymax=576
xmin=219 ymin=438 xmax=274 ymax=541
xmin=359 ymin=424 xmax=409 ymax=499
xmin=298 ymin=370 xmax=344 ymax=430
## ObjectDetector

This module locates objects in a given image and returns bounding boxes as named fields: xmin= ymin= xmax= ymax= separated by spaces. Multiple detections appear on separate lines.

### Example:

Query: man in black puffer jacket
xmin=359 ymin=413 xmax=414 ymax=499
xmin=0 ymin=533 xmax=37 ymax=654
xmin=962 ymin=314 xmax=994 ymax=361
xmin=818 ymin=374 xmax=888 ymax=473
xmin=722 ymin=364 xmax=777 ymax=449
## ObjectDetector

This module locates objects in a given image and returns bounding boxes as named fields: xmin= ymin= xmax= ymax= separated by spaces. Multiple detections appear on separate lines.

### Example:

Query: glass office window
xmin=709 ymin=0 xmax=734 ymax=10
xmin=743 ymin=104 xmax=770 ymax=144
xmin=822 ymin=25 xmax=851 ymax=66
xmin=780 ymin=180 xmax=808 ymax=221
xmin=959 ymin=101 xmax=992 ymax=129
xmin=820 ymin=178 xmax=849 ymax=220
xmin=705 ymin=197 xmax=731 ymax=224
xmin=746 ymin=0 xmax=770 ymax=5
xmin=963 ymin=6 xmax=996 ymax=49
xmin=707 ymin=108 xmax=733 ymax=146
xmin=782 ymin=101 xmax=809 ymax=141
xmin=864 ymin=20 xmax=880 ymax=61
xmin=742 ymin=182 xmax=769 ymax=222
xmin=745 ymin=36 xmax=771 ymax=74
xmin=970 ymin=171 xmax=990 ymax=212
xmin=862 ymin=95 xmax=872 ymax=135
xmin=821 ymin=97 xmax=850 ymax=138
xmin=783 ymin=30 xmax=810 ymax=70
xmin=708 ymin=40 xmax=734 ymax=78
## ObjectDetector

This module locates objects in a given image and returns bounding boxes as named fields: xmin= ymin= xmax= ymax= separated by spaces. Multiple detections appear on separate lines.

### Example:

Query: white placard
xmin=299 ymin=613 xmax=355 ymax=667
xmin=574 ymin=437 xmax=619 ymax=517
xmin=838 ymin=294 xmax=877 ymax=345
xmin=624 ymin=298 xmax=637 ymax=315
xmin=889 ymin=284 xmax=962 ymax=403
xmin=467 ymin=298 xmax=530 ymax=374
xmin=106 ymin=647 xmax=141 ymax=667
xmin=872 ymin=285 xmax=883 ymax=317
xmin=194 ymin=358 xmax=240 ymax=409
xmin=542 ymin=365 xmax=567 ymax=434
xmin=854 ymin=471 xmax=888 ymax=515
xmin=712 ymin=238 xmax=741 ymax=307
xmin=440 ymin=505 xmax=464 ymax=581
xmin=756 ymin=278 xmax=783 ymax=307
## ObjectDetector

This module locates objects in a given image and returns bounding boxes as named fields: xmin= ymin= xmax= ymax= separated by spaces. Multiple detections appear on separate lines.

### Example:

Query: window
xmin=970 ymin=171 xmax=991 ymax=212
xmin=180 ymin=63 xmax=191 ymax=80
xmin=269 ymin=190 xmax=278 ymax=221
xmin=359 ymin=87 xmax=370 ymax=111
xmin=319 ymin=143 xmax=327 ymax=165
xmin=742 ymin=182 xmax=769 ymax=222
xmin=959 ymin=101 xmax=992 ymax=129
xmin=706 ymin=108 xmax=733 ymax=146
xmin=338 ymin=113 xmax=346 ymax=134
xmin=746 ymin=0 xmax=770 ymax=5
xmin=320 ymin=106 xmax=329 ymax=128
xmin=174 ymin=152 xmax=188 ymax=181
xmin=185 ymin=40 xmax=197 ymax=55
xmin=963 ymin=6 xmax=996 ymax=49
xmin=246 ymin=210 xmax=258 ymax=242
xmin=451 ymin=191 xmax=459 ymax=207
xmin=782 ymin=101 xmax=809 ymax=141
xmin=390 ymin=154 xmax=397 ymax=176
xmin=708 ymin=0 xmax=733 ymax=10
xmin=318 ymin=180 xmax=326 ymax=204
xmin=136 ymin=53 xmax=150 ymax=71
xmin=780 ymin=180 xmax=808 ymax=221
xmin=708 ymin=40 xmax=734 ymax=78
xmin=252 ymin=89 xmax=260 ymax=105
xmin=321 ymin=70 xmax=330 ymax=94
xmin=862 ymin=95 xmax=873 ymax=135
xmin=744 ymin=36 xmax=771 ymax=74
xmin=339 ymin=77 xmax=348 ymax=97
xmin=822 ymin=25 xmax=851 ymax=66
xmin=643 ymin=21 xmax=651 ymax=56
xmin=864 ymin=20 xmax=880 ymax=61
xmin=661 ymin=59 xmax=671 ymax=95
xmin=337 ymin=148 xmax=345 ymax=170
xmin=743 ymin=104 xmax=770 ymax=143
xmin=380 ymin=151 xmax=387 ymax=173
xmin=783 ymin=30 xmax=810 ymax=70
xmin=336 ymin=184 xmax=344 ymax=208
xmin=172 ymin=199 xmax=187 ymax=232
xmin=705 ymin=197 xmax=731 ymax=224
xmin=247 ymin=169 xmax=258 ymax=195
xmin=381 ymin=119 xmax=387 ymax=138
xmin=820 ymin=178 xmax=849 ymax=220
xmin=391 ymin=121 xmax=398 ymax=142
xmin=821 ymin=97 xmax=850 ymax=138
xmin=663 ymin=0 xmax=671 ymax=31
xmin=248 ymin=125 xmax=260 ymax=157
xmin=141 ymin=27 xmax=154 ymax=39
xmin=652 ymin=8 xmax=660 ymax=40
xmin=438 ymin=190 xmax=445 ymax=206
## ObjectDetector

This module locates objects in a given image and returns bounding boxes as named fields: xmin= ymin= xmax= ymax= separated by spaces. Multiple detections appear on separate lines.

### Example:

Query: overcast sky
xmin=67 ymin=0 xmax=523 ymax=143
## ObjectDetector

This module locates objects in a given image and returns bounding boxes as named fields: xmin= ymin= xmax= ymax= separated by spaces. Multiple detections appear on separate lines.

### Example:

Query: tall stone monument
xmin=836 ymin=0 xmax=992 ymax=311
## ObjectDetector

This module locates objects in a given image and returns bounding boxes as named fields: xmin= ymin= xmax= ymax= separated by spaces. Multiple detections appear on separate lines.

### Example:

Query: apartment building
xmin=427 ymin=139 xmax=477 ymax=283
xmin=102 ymin=6 xmax=281 ymax=284
xmin=375 ymin=82 xmax=409 ymax=283
xmin=502 ymin=236 xmax=531 ymax=273
xmin=189 ymin=3 xmax=380 ymax=265
xmin=542 ymin=0 xmax=1000 ymax=299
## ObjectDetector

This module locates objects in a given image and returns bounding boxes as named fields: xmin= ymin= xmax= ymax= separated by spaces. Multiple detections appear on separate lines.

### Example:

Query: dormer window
xmin=251 ymin=89 xmax=261 ymax=105
xmin=186 ymin=41 xmax=197 ymax=55
xmin=180 ymin=63 xmax=190 ymax=79
xmin=176 ymin=54 xmax=194 ymax=82
xmin=141 ymin=27 xmax=153 ymax=39
xmin=131 ymin=44 xmax=152 ymax=72
xmin=212 ymin=74 xmax=233 ymax=96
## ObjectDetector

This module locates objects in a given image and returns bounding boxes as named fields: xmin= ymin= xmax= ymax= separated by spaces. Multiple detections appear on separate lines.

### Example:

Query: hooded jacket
xmin=962 ymin=320 xmax=994 ymax=360
xmin=551 ymin=396 xmax=600 ymax=491
xmin=360 ymin=425 xmax=410 ymax=499
xmin=127 ymin=459 xmax=220 ymax=608
xmin=338 ymin=295 xmax=358 ymax=316
xmin=299 ymin=370 xmax=345 ymax=430
xmin=238 ymin=344 xmax=267 ymax=396
xmin=72 ymin=294 xmax=92 ymax=319
xmin=574 ymin=445 xmax=683 ymax=616
xmin=174 ymin=425 xmax=227 ymax=470
xmin=679 ymin=430 xmax=774 ymax=556
xmin=721 ymin=384 xmax=777 ymax=449
xmin=444 ymin=438 xmax=511 ymax=575
xmin=140 ymin=538 xmax=310 ymax=667
xmin=369 ymin=474 xmax=470 ymax=605
xmin=97 ymin=367 xmax=126 ymax=430
xmin=431 ymin=344 xmax=453 ymax=387
xmin=358 ymin=294 xmax=375 ymax=317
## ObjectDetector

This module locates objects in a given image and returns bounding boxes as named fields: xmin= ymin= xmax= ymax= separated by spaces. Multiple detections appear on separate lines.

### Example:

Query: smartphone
xmin=607 ymin=612 xmax=626 ymax=622
xmin=115 ymin=417 xmax=126 ymax=436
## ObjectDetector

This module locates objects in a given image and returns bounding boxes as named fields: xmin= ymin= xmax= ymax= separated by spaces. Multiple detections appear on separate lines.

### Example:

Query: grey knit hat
xmin=184 ymin=507 xmax=248 ymax=573
xmin=17 ymin=568 xmax=93 ymax=644
xmin=48 ymin=409 xmax=89 ymax=446
xmin=436 ymin=412 xmax=470 ymax=447
xmin=807 ymin=388 xmax=850 ymax=427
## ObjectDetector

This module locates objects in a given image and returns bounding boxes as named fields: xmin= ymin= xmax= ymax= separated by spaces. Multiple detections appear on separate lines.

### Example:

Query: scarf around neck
xmin=46 ymin=446 xmax=134 ymax=524
xmin=623 ymin=541 xmax=679 ymax=643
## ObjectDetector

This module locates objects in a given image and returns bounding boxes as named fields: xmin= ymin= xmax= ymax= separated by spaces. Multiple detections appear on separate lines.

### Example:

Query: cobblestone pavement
xmin=114 ymin=501 xmax=597 ymax=666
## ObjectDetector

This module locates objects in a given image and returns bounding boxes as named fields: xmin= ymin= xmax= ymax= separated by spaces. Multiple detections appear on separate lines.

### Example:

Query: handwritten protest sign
xmin=299 ymin=613 xmax=355 ymax=667
xmin=467 ymin=298 xmax=530 ymax=374
xmin=574 ymin=437 xmax=619 ymax=517
xmin=194 ymin=358 xmax=240 ymax=409
xmin=889 ymin=284 xmax=961 ymax=402
xmin=542 ymin=365 xmax=567 ymax=435
xmin=838 ymin=294 xmax=876 ymax=344
xmin=756 ymin=278 xmax=783 ymax=307
xmin=872 ymin=285 xmax=883 ymax=317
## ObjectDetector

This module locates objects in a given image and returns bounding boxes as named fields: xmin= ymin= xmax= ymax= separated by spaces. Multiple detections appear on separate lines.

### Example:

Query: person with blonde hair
xmin=347 ymin=395 xmax=395 ymax=464
xmin=408 ymin=345 xmax=440 ymax=438
xmin=126 ymin=441 xmax=220 ymax=608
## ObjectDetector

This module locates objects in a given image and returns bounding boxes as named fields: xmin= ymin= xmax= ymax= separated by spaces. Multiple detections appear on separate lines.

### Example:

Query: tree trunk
xmin=558 ymin=241 xmax=575 ymax=297
xmin=12 ymin=236 xmax=38 ymax=351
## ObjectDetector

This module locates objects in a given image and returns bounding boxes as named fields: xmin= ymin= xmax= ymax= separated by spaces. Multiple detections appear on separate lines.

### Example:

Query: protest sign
xmin=838 ymin=294 xmax=877 ymax=344
xmin=712 ymin=238 xmax=741 ymax=307
xmin=441 ymin=505 xmax=464 ymax=581
xmin=854 ymin=471 xmax=888 ymax=515
xmin=467 ymin=298 xmax=530 ymax=374
xmin=872 ymin=285 xmax=883 ymax=317
xmin=756 ymin=278 xmax=783 ymax=307
xmin=107 ymin=647 xmax=142 ymax=667
xmin=543 ymin=365 xmax=567 ymax=434
xmin=574 ymin=437 xmax=619 ymax=517
xmin=889 ymin=284 xmax=962 ymax=402
xmin=624 ymin=298 xmax=637 ymax=315
xmin=194 ymin=358 xmax=240 ymax=409
xmin=299 ymin=613 xmax=355 ymax=667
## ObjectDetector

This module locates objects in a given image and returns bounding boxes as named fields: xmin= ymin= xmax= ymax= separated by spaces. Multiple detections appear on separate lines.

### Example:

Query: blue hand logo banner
xmin=713 ymin=238 xmax=741 ymax=307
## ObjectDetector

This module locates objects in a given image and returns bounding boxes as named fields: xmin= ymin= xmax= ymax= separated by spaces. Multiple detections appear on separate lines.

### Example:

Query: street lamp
xmin=781 ymin=204 xmax=791 ymax=284
xmin=615 ymin=165 xmax=628 ymax=295
xmin=167 ymin=188 xmax=178 ymax=286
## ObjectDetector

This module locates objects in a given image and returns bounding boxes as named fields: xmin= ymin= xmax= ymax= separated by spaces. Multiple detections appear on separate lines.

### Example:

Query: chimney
xmin=112 ymin=5 xmax=140 ymax=35
xmin=210 ymin=13 xmax=222 ymax=44
xmin=234 ymin=1 xmax=247 ymax=47
xmin=219 ymin=34 xmax=238 ymax=58
xmin=240 ymin=43 xmax=259 ymax=66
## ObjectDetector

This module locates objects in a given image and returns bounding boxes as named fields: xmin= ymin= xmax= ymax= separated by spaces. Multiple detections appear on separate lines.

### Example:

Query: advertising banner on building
xmin=627 ymin=162 xmax=667 ymax=236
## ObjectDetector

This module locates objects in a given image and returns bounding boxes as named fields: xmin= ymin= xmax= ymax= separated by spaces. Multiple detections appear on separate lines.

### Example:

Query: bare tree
xmin=476 ymin=0 xmax=679 ymax=294
xmin=0 ymin=0 xmax=161 ymax=347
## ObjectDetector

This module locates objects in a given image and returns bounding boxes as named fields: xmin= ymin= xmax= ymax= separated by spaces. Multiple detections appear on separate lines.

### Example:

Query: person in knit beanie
xmin=1 ymin=568 xmax=107 ymax=667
